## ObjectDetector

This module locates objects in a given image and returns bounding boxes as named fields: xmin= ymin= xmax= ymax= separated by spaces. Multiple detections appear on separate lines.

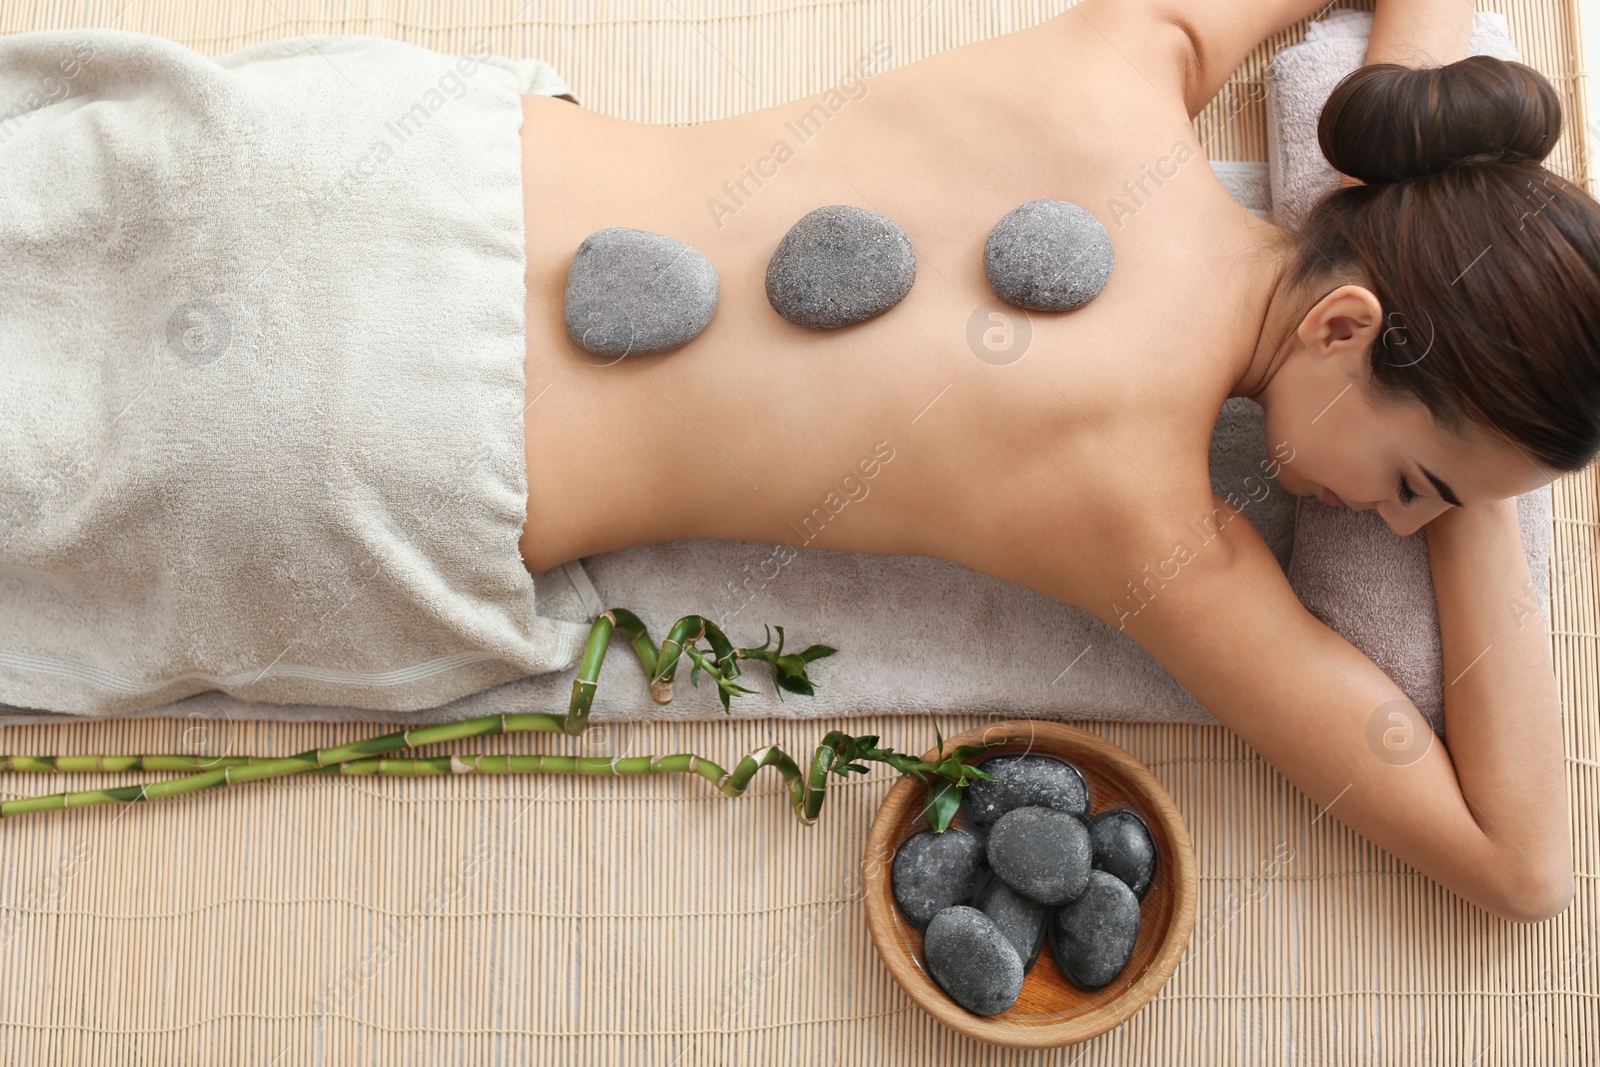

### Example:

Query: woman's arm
xmin=1365 ymin=0 xmax=1475 ymax=66
xmin=1102 ymin=498 xmax=1573 ymax=922
xmin=1336 ymin=0 xmax=1476 ymax=187
xmin=1421 ymin=497 xmax=1573 ymax=914
xmin=1141 ymin=0 xmax=1337 ymax=117
xmin=1139 ymin=0 xmax=1478 ymax=140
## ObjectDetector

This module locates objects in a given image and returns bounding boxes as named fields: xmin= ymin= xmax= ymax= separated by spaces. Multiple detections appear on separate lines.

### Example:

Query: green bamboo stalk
xmin=0 ymin=711 xmax=568 ymax=817
xmin=0 ymin=731 xmax=1008 ymax=827
xmin=0 ymin=609 xmax=830 ymax=779
xmin=317 ymin=740 xmax=844 ymax=824
xmin=649 ymin=614 xmax=742 ymax=704
xmin=0 ymin=610 xmax=1013 ymax=828
xmin=0 ymin=754 xmax=260 ymax=773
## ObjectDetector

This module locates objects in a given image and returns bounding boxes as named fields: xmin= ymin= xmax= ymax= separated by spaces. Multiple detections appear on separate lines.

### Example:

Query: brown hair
xmin=1286 ymin=56 xmax=1600 ymax=472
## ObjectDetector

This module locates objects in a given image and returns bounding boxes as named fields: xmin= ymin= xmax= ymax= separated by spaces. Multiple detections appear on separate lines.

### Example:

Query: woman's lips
xmin=1318 ymin=486 xmax=1346 ymax=508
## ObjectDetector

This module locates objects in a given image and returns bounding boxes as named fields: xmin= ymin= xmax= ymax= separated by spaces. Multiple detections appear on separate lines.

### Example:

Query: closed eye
xmin=1398 ymin=476 xmax=1419 ymax=505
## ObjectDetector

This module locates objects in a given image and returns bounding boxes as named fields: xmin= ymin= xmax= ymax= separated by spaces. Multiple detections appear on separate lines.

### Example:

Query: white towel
xmin=0 ymin=390 xmax=1302 ymax=729
xmin=0 ymin=30 xmax=594 ymax=715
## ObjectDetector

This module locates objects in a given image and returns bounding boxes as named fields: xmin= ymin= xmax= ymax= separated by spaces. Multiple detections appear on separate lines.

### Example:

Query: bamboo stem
xmin=0 ymin=712 xmax=567 ymax=817
xmin=0 ymin=733 xmax=935 ymax=825
xmin=0 ymin=610 xmax=997 ymax=828
xmin=0 ymin=754 xmax=264 ymax=772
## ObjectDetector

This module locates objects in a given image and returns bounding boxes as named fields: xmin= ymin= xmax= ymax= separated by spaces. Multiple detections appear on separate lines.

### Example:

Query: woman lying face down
xmin=1242 ymin=58 xmax=1584 ymax=537
xmin=514 ymin=0 xmax=1597 ymax=922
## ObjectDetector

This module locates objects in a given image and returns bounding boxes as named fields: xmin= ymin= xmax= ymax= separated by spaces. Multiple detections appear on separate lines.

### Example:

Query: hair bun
xmin=1317 ymin=56 xmax=1562 ymax=184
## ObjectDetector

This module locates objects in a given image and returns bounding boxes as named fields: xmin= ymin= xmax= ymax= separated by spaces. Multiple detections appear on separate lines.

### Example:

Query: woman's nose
xmin=1383 ymin=500 xmax=1452 ymax=537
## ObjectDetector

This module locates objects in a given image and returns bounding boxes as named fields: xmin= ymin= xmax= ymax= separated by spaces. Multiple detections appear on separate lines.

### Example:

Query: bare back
xmin=518 ymin=3 xmax=1280 ymax=616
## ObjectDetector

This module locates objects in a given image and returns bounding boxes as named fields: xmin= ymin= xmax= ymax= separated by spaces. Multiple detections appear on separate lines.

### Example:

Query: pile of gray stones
xmin=890 ymin=754 xmax=1158 ymax=1017
xmin=563 ymin=199 xmax=1113 ymax=357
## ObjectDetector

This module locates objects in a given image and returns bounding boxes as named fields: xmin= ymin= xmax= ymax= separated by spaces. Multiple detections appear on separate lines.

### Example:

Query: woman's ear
xmin=1295 ymin=284 xmax=1384 ymax=362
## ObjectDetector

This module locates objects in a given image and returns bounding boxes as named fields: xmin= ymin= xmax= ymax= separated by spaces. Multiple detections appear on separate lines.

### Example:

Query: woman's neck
xmin=1232 ymin=227 xmax=1317 ymax=401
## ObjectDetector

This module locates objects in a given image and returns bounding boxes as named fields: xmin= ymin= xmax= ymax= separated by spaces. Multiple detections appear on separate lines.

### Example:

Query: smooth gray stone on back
xmin=986 ymin=806 xmax=1092 ymax=906
xmin=891 ymin=827 xmax=985 ymax=929
xmin=962 ymin=754 xmax=1090 ymax=833
xmin=564 ymin=227 xmax=720 ymax=356
xmin=1089 ymin=808 xmax=1159 ymax=901
xmin=974 ymin=876 xmax=1050 ymax=973
xmin=983 ymin=199 xmax=1113 ymax=311
xmin=923 ymin=905 xmax=1026 ymax=1016
xmin=1048 ymin=869 xmax=1142 ymax=991
xmin=764 ymin=204 xmax=916 ymax=328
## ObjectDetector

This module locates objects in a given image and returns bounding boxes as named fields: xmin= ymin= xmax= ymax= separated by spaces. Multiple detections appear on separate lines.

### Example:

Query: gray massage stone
xmin=983 ymin=199 xmax=1113 ymax=311
xmin=891 ymin=828 xmax=986 ymax=929
xmin=986 ymin=806 xmax=1092 ymax=906
xmin=764 ymin=204 xmax=916 ymax=328
xmin=1048 ymin=870 xmax=1142 ymax=991
xmin=564 ymin=227 xmax=719 ymax=356
xmin=974 ymin=876 xmax=1051 ymax=974
xmin=923 ymin=906 xmax=1026 ymax=1016
xmin=962 ymin=754 xmax=1090 ymax=833
xmin=1089 ymin=808 xmax=1158 ymax=901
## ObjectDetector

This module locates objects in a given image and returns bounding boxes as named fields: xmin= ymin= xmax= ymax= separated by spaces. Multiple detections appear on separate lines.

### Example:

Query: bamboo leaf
xmin=753 ymin=624 xmax=775 ymax=653
xmin=949 ymin=739 xmax=1010 ymax=762
xmin=774 ymin=673 xmax=814 ymax=696
xmin=923 ymin=780 xmax=962 ymax=833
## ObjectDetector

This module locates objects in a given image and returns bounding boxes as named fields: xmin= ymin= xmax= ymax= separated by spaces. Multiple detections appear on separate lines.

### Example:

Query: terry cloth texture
xmin=1267 ymin=9 xmax=1550 ymax=735
xmin=0 ymin=30 xmax=593 ymax=715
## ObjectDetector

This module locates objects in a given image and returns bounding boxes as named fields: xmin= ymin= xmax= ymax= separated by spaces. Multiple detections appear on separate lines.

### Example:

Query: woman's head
xmin=1259 ymin=56 xmax=1600 ymax=534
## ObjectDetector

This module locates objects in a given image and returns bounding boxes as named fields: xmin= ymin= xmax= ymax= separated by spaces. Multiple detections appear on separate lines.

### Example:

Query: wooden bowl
xmin=863 ymin=719 xmax=1197 ymax=1048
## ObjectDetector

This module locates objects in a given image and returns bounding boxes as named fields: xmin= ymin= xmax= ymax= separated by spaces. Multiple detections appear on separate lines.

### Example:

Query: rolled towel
xmin=1268 ymin=11 xmax=1553 ymax=734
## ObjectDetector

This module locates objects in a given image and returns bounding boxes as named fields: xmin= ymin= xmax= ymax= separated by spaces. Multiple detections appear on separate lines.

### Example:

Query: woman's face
xmin=1258 ymin=285 xmax=1556 ymax=536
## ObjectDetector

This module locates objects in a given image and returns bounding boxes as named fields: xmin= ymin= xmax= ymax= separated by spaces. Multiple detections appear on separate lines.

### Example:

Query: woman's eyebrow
xmin=1420 ymin=465 xmax=1463 ymax=507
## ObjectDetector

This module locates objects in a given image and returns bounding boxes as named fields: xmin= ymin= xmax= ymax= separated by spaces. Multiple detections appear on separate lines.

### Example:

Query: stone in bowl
xmin=923 ymin=905 xmax=1026 ymax=1016
xmin=973 ymin=875 xmax=1051 ymax=973
xmin=1089 ymin=808 xmax=1158 ymax=901
xmin=891 ymin=827 xmax=985 ymax=929
xmin=985 ymin=806 xmax=1092 ymax=907
xmin=1048 ymin=869 xmax=1142 ymax=991
xmin=962 ymin=754 xmax=1090 ymax=833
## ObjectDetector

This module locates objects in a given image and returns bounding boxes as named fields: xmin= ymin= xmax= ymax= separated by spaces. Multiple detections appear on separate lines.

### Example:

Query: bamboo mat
xmin=1 ymin=1 xmax=1597 ymax=1063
